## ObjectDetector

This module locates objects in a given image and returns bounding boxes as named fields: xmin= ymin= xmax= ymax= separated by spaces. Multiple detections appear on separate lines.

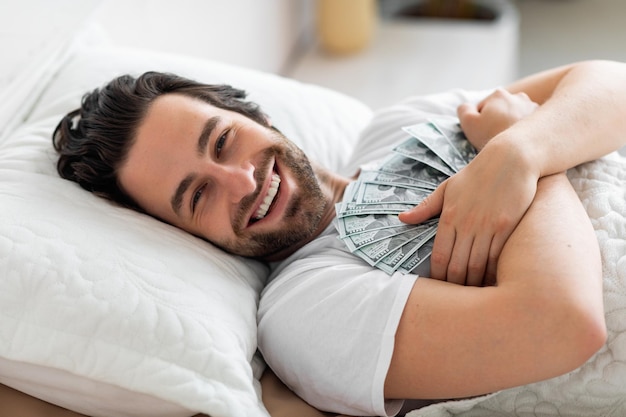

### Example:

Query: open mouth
xmin=251 ymin=172 xmax=281 ymax=223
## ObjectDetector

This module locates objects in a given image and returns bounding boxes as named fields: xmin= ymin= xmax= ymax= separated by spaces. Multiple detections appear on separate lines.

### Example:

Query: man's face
xmin=118 ymin=93 xmax=327 ymax=258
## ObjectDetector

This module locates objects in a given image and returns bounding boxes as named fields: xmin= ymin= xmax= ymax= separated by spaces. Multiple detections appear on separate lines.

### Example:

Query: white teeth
xmin=254 ymin=173 xmax=280 ymax=220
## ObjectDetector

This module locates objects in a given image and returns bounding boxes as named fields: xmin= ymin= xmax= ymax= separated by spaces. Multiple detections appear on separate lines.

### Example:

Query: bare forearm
xmin=503 ymin=60 xmax=626 ymax=177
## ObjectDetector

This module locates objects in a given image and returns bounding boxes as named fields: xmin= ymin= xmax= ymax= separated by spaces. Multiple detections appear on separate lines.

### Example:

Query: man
xmin=49 ymin=60 xmax=626 ymax=416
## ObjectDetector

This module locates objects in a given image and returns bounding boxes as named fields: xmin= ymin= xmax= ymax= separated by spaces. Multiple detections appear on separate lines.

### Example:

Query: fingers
xmin=435 ymin=235 xmax=477 ymax=285
xmin=457 ymin=102 xmax=480 ymax=132
xmin=485 ymin=228 xmax=508 ymax=284
xmin=398 ymin=180 xmax=447 ymax=224
xmin=429 ymin=219 xmax=456 ymax=281
xmin=457 ymin=101 xmax=479 ymax=119
xmin=400 ymin=163 xmax=523 ymax=286
xmin=458 ymin=88 xmax=540 ymax=151
xmin=402 ymin=179 xmax=495 ymax=285
xmin=432 ymin=213 xmax=489 ymax=286
xmin=432 ymin=225 xmax=500 ymax=286
xmin=466 ymin=234 xmax=491 ymax=286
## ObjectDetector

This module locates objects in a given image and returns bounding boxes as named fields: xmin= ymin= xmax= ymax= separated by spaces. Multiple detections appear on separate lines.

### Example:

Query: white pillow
xmin=0 ymin=45 xmax=372 ymax=417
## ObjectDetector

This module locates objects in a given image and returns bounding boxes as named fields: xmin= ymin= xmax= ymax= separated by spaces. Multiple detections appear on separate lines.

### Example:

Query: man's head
xmin=53 ymin=72 xmax=330 ymax=259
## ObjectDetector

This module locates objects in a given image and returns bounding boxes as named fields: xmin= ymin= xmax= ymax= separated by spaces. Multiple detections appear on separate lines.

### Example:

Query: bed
xmin=1 ymin=26 xmax=626 ymax=417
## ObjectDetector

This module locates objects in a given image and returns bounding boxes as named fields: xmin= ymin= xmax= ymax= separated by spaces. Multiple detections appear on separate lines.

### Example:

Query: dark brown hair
xmin=52 ymin=71 xmax=269 ymax=209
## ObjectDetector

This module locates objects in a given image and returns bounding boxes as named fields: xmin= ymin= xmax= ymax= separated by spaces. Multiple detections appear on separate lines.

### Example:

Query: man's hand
xmin=399 ymin=150 xmax=537 ymax=285
xmin=398 ymin=89 xmax=539 ymax=285
xmin=458 ymin=88 xmax=538 ymax=150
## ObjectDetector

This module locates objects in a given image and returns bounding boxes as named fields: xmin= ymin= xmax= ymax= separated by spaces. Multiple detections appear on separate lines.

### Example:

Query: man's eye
xmin=192 ymin=185 xmax=205 ymax=212
xmin=216 ymin=131 xmax=228 ymax=157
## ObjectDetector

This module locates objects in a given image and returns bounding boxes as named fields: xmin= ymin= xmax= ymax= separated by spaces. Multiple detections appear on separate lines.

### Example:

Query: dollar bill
xmin=335 ymin=119 xmax=473 ymax=276
xmin=335 ymin=182 xmax=362 ymax=212
xmin=393 ymin=137 xmax=456 ymax=176
xmin=376 ymin=225 xmax=437 ymax=274
xmin=356 ymin=181 xmax=431 ymax=205
xmin=337 ymin=194 xmax=412 ymax=217
xmin=341 ymin=223 xmax=423 ymax=252
xmin=397 ymin=234 xmax=435 ymax=274
xmin=378 ymin=153 xmax=450 ymax=185
xmin=429 ymin=116 xmax=477 ymax=164
xmin=340 ymin=219 xmax=437 ymax=249
xmin=335 ymin=212 xmax=407 ymax=236
xmin=358 ymin=170 xmax=437 ymax=191
xmin=336 ymin=180 xmax=422 ymax=216
xmin=337 ymin=201 xmax=414 ymax=217
xmin=403 ymin=122 xmax=465 ymax=172
xmin=352 ymin=222 xmax=436 ymax=266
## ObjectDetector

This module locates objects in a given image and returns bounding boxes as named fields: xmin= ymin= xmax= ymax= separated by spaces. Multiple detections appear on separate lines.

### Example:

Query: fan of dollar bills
xmin=334 ymin=116 xmax=477 ymax=275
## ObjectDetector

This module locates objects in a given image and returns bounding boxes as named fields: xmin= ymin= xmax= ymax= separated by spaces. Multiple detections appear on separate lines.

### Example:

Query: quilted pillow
xmin=0 ymin=45 xmax=372 ymax=417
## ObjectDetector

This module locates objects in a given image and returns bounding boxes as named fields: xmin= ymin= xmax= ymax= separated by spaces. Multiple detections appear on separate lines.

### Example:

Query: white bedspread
xmin=408 ymin=154 xmax=626 ymax=416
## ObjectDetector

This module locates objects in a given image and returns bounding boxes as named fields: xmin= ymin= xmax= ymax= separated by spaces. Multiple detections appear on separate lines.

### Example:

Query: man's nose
xmin=218 ymin=162 xmax=257 ymax=203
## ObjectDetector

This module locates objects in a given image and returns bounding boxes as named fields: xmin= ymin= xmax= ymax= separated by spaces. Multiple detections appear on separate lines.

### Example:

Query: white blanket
xmin=408 ymin=155 xmax=626 ymax=416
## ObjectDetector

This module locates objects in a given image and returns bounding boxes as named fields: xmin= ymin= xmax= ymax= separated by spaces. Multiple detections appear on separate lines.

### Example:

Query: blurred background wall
xmin=90 ymin=0 xmax=626 ymax=108
xmin=91 ymin=0 xmax=314 ymax=74
xmin=2 ymin=0 xmax=626 ymax=110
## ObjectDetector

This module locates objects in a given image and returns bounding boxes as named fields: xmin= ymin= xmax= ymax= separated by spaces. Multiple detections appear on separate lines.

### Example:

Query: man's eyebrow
xmin=197 ymin=116 xmax=221 ymax=156
xmin=171 ymin=174 xmax=195 ymax=216
xmin=170 ymin=116 xmax=221 ymax=217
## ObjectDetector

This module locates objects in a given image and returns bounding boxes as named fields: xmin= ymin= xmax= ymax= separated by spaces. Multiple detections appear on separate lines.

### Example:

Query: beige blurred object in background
xmin=316 ymin=0 xmax=376 ymax=54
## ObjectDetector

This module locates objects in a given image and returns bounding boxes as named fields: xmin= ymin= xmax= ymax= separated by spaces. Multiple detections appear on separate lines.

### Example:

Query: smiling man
xmin=118 ymin=92 xmax=338 ymax=260
xmin=52 ymin=60 xmax=626 ymax=416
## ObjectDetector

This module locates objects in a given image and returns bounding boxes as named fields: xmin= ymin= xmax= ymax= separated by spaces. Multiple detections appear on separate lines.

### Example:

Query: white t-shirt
xmin=257 ymin=89 xmax=490 ymax=416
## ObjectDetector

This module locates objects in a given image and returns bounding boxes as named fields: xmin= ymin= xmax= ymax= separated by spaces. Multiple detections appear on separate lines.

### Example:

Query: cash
xmin=334 ymin=117 xmax=476 ymax=275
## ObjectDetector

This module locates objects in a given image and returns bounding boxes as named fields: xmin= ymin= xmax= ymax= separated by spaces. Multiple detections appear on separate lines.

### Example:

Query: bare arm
xmin=504 ymin=60 xmax=626 ymax=175
xmin=401 ymin=60 xmax=626 ymax=285
xmin=385 ymin=173 xmax=605 ymax=399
